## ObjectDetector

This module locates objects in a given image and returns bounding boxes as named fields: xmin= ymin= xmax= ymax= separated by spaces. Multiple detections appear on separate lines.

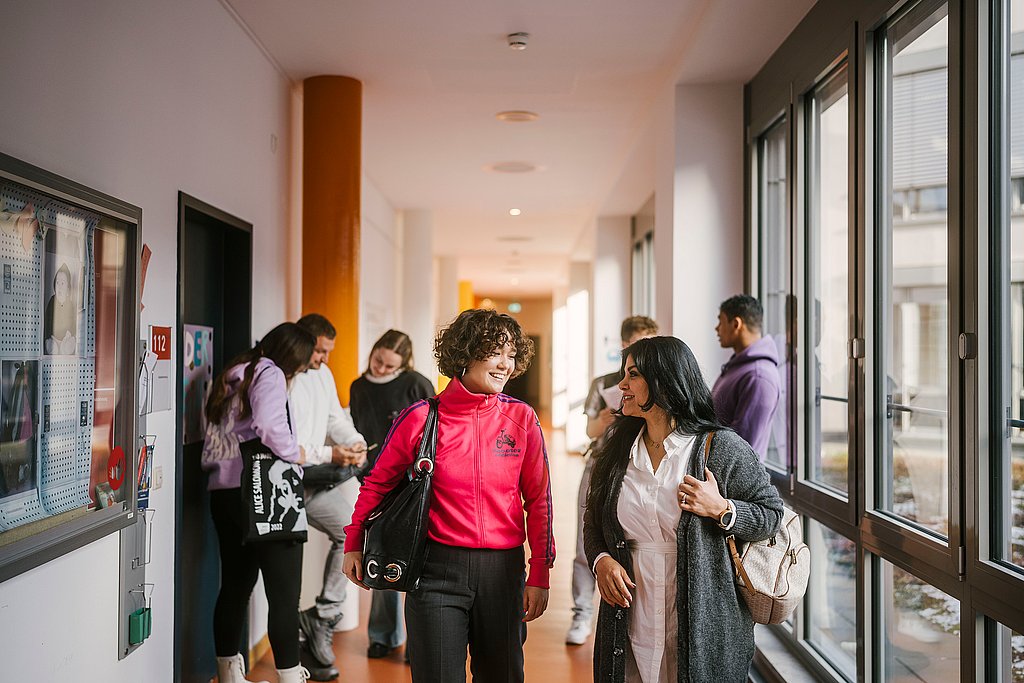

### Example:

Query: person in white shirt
xmin=567 ymin=315 xmax=658 ymax=646
xmin=584 ymin=336 xmax=783 ymax=682
xmin=292 ymin=314 xmax=368 ymax=676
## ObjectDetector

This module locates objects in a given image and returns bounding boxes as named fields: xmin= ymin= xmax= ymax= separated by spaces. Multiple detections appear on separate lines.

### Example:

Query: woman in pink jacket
xmin=343 ymin=309 xmax=555 ymax=682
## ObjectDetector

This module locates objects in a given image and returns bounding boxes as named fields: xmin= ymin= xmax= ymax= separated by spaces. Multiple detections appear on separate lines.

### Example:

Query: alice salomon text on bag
xmin=239 ymin=386 xmax=307 ymax=543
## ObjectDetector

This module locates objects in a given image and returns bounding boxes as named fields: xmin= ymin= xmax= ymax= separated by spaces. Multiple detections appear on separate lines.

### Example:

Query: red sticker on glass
xmin=108 ymin=446 xmax=126 ymax=490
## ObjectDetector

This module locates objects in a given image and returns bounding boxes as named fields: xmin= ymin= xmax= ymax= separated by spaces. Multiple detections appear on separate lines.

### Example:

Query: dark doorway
xmin=174 ymin=193 xmax=252 ymax=682
xmin=502 ymin=334 xmax=542 ymax=409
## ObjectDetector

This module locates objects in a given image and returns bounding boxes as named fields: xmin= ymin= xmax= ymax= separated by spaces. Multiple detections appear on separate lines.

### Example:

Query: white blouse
xmin=616 ymin=429 xmax=696 ymax=683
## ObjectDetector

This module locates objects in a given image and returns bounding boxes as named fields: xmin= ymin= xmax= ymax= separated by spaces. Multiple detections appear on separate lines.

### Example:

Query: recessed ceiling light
xmin=496 ymin=110 xmax=539 ymax=123
xmin=508 ymin=208 xmax=521 ymax=216
xmin=485 ymin=161 xmax=537 ymax=174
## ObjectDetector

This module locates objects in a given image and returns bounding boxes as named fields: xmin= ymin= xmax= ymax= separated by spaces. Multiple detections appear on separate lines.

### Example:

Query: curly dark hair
xmin=434 ymin=309 xmax=534 ymax=379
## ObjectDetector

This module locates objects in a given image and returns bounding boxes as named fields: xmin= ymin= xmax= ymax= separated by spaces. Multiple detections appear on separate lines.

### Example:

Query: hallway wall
xmin=0 ymin=0 xmax=293 ymax=678
xmin=653 ymin=83 xmax=745 ymax=381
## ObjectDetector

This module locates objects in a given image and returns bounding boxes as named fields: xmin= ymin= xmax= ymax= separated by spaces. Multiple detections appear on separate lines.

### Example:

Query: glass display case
xmin=0 ymin=152 xmax=140 ymax=581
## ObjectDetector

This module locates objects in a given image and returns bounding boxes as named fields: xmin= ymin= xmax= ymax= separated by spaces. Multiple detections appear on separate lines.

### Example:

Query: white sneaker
xmin=565 ymin=616 xmax=591 ymax=645
xmin=216 ymin=654 xmax=268 ymax=683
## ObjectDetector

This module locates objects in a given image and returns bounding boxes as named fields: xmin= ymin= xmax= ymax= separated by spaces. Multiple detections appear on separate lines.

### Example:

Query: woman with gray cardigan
xmin=584 ymin=336 xmax=783 ymax=682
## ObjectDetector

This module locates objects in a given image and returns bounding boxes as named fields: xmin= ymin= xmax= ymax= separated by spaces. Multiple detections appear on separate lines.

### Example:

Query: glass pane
xmin=808 ymin=64 xmax=851 ymax=493
xmin=1002 ymin=0 xmax=1024 ymax=572
xmin=806 ymin=519 xmax=857 ymax=679
xmin=760 ymin=118 xmax=790 ymax=471
xmin=988 ymin=620 xmax=1024 ymax=682
xmin=879 ymin=559 xmax=960 ymax=681
xmin=881 ymin=8 xmax=950 ymax=536
xmin=0 ymin=178 xmax=133 ymax=538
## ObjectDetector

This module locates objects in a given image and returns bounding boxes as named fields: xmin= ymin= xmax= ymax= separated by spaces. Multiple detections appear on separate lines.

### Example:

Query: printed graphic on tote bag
xmin=251 ymin=452 xmax=307 ymax=535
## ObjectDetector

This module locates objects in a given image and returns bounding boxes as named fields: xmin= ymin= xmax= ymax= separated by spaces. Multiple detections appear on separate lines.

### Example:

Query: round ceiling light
xmin=508 ymin=208 xmax=521 ymax=216
xmin=496 ymin=110 xmax=539 ymax=123
xmin=486 ymin=161 xmax=537 ymax=174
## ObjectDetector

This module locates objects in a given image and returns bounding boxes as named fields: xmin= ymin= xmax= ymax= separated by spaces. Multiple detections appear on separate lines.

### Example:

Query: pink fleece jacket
xmin=344 ymin=377 xmax=555 ymax=588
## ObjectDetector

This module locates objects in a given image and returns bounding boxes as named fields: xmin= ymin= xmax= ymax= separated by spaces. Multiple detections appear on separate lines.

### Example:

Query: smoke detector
xmin=507 ymin=32 xmax=529 ymax=50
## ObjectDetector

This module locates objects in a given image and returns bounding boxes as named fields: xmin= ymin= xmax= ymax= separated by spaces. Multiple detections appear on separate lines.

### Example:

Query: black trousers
xmin=210 ymin=487 xmax=303 ymax=668
xmin=406 ymin=541 xmax=527 ymax=683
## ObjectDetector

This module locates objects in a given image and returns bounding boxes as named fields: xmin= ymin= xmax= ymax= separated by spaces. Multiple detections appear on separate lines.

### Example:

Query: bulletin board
xmin=0 ymin=152 xmax=140 ymax=581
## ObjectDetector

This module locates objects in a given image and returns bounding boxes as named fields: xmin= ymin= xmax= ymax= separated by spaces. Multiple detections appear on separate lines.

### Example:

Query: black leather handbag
xmin=361 ymin=397 xmax=438 ymax=591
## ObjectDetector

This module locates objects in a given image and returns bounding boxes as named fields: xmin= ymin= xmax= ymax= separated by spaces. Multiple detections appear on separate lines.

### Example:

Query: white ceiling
xmin=225 ymin=0 xmax=814 ymax=297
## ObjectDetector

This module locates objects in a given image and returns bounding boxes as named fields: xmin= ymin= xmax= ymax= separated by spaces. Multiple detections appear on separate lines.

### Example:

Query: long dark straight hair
xmin=205 ymin=322 xmax=315 ymax=425
xmin=586 ymin=336 xmax=725 ymax=518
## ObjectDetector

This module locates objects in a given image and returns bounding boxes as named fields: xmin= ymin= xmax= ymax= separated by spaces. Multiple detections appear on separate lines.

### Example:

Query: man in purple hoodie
xmin=712 ymin=295 xmax=781 ymax=460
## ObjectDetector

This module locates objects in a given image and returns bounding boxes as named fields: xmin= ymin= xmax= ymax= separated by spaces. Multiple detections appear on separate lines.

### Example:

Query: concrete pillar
xmin=402 ymin=210 xmax=437 ymax=385
xmin=592 ymin=216 xmax=632 ymax=378
xmin=655 ymin=83 xmax=744 ymax=378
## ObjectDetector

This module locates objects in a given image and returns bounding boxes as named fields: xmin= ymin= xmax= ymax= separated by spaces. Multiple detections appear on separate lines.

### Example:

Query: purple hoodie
xmin=201 ymin=357 xmax=300 ymax=490
xmin=711 ymin=335 xmax=781 ymax=460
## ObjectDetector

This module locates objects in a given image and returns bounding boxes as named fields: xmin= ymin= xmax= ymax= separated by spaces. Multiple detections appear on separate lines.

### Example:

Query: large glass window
xmin=760 ymin=118 xmax=790 ymax=472
xmin=879 ymin=5 xmax=950 ymax=537
xmin=807 ymin=64 xmax=851 ymax=494
xmin=878 ymin=559 xmax=960 ymax=681
xmin=806 ymin=519 xmax=857 ymax=679
xmin=632 ymin=230 xmax=654 ymax=318
xmin=987 ymin=619 xmax=1024 ymax=682
xmin=999 ymin=0 xmax=1024 ymax=574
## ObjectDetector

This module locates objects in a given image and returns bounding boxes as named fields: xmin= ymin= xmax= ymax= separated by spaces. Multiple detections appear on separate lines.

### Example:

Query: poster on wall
xmin=0 ymin=360 xmax=40 ymax=518
xmin=42 ymin=219 xmax=86 ymax=356
xmin=182 ymin=325 xmax=214 ymax=444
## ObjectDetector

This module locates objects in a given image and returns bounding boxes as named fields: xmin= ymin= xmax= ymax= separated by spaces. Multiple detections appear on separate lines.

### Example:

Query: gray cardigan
xmin=584 ymin=429 xmax=784 ymax=683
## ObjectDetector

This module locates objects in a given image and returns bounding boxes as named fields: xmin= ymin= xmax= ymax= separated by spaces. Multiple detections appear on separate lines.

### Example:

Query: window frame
xmin=752 ymin=113 xmax=795 ymax=490
xmin=975 ymin=0 xmax=1024 ymax=625
xmin=745 ymin=0 xmax=994 ymax=679
xmin=861 ymin=0 xmax=965 ymax=581
xmin=794 ymin=51 xmax=860 ymax=528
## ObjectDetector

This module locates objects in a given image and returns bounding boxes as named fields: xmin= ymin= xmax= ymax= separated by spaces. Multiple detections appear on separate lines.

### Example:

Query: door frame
xmin=173 ymin=192 xmax=252 ymax=682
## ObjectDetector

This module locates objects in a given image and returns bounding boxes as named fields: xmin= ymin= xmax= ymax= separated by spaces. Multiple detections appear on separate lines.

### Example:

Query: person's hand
xmin=678 ymin=468 xmax=729 ymax=519
xmin=597 ymin=407 xmax=615 ymax=432
xmin=331 ymin=444 xmax=367 ymax=466
xmin=342 ymin=551 xmax=368 ymax=589
xmin=594 ymin=556 xmax=634 ymax=608
xmin=522 ymin=586 xmax=549 ymax=622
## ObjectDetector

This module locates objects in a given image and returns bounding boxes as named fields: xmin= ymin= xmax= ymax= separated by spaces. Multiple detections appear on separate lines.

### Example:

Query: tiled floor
xmin=249 ymin=428 xmax=597 ymax=682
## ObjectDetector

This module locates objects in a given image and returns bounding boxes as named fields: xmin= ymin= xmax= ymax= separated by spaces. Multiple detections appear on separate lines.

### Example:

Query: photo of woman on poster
xmin=42 ymin=226 xmax=84 ymax=356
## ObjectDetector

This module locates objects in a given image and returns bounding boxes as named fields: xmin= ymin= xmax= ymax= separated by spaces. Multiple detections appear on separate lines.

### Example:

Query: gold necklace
xmin=645 ymin=434 xmax=664 ymax=452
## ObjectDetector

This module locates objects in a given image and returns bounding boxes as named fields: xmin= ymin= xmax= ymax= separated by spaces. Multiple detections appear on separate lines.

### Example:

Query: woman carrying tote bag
xmin=201 ymin=322 xmax=315 ymax=683
xmin=584 ymin=336 xmax=784 ymax=683
xmin=343 ymin=309 xmax=556 ymax=682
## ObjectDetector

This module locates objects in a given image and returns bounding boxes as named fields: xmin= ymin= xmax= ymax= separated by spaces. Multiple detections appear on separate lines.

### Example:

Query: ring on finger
xmin=681 ymin=493 xmax=688 ymax=505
